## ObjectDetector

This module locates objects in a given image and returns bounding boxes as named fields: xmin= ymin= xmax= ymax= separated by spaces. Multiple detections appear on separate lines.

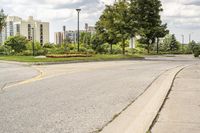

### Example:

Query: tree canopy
xmin=95 ymin=0 xmax=168 ymax=54
xmin=0 ymin=9 xmax=7 ymax=33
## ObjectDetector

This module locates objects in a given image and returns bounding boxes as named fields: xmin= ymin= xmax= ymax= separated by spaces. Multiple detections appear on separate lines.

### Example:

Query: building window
xmin=40 ymin=24 xmax=43 ymax=45
xmin=16 ymin=24 xmax=20 ymax=35
xmin=28 ymin=24 xmax=31 ymax=40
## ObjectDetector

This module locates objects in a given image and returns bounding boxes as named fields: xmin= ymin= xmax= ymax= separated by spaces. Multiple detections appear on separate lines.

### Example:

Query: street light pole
xmin=32 ymin=28 xmax=35 ymax=56
xmin=181 ymin=35 xmax=184 ymax=52
xmin=76 ymin=9 xmax=81 ymax=52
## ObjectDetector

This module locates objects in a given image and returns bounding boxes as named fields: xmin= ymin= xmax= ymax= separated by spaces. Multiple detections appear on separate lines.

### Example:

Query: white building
xmin=54 ymin=24 xmax=95 ymax=45
xmin=0 ymin=16 xmax=49 ymax=45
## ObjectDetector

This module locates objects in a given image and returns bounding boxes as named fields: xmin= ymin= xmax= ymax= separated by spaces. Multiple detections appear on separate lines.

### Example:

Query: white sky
xmin=1 ymin=0 xmax=200 ymax=43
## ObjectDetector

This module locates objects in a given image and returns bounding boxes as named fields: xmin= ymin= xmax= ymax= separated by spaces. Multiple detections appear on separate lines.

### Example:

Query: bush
xmin=127 ymin=48 xmax=138 ymax=55
xmin=112 ymin=45 xmax=122 ymax=54
xmin=95 ymin=43 xmax=110 ymax=54
xmin=43 ymin=43 xmax=54 ymax=48
xmin=193 ymin=45 xmax=200 ymax=57
xmin=4 ymin=35 xmax=28 ymax=53
xmin=0 ymin=45 xmax=13 ymax=55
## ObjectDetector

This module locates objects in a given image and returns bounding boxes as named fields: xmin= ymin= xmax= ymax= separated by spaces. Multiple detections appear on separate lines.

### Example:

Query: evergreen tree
xmin=170 ymin=34 xmax=179 ymax=51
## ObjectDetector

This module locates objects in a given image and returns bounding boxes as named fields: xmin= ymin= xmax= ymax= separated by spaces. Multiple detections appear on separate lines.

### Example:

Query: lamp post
xmin=32 ymin=28 xmax=35 ymax=56
xmin=181 ymin=34 xmax=184 ymax=52
xmin=76 ymin=9 xmax=81 ymax=52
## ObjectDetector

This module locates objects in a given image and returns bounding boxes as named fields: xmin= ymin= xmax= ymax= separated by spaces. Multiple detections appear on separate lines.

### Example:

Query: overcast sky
xmin=1 ymin=0 xmax=200 ymax=43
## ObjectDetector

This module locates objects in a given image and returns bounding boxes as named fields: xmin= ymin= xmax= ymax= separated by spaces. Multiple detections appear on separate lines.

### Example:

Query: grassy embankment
xmin=0 ymin=54 xmax=144 ymax=63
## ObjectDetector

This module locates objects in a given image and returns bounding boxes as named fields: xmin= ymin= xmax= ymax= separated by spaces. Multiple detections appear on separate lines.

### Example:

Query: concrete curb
xmin=0 ymin=57 xmax=145 ymax=66
xmin=100 ymin=66 xmax=187 ymax=133
xmin=0 ymin=60 xmax=30 ymax=66
xmin=31 ymin=58 xmax=145 ymax=66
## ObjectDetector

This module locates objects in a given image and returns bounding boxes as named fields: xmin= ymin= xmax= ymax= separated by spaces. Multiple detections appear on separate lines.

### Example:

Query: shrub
xmin=43 ymin=43 xmax=54 ymax=48
xmin=193 ymin=45 xmax=200 ymax=57
xmin=112 ymin=45 xmax=122 ymax=54
xmin=0 ymin=45 xmax=13 ymax=55
xmin=95 ymin=43 xmax=110 ymax=54
xmin=4 ymin=35 xmax=28 ymax=53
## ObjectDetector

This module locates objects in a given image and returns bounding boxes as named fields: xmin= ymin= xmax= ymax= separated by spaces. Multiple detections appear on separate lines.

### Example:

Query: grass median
xmin=0 ymin=54 xmax=144 ymax=63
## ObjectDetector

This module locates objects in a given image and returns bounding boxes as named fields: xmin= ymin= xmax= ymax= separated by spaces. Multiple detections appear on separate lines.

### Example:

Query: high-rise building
xmin=0 ymin=16 xmax=49 ymax=45
xmin=54 ymin=24 xmax=95 ymax=45
xmin=54 ymin=32 xmax=64 ymax=45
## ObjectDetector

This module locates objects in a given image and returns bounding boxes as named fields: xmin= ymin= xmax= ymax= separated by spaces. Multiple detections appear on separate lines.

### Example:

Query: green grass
xmin=0 ymin=54 xmax=144 ymax=63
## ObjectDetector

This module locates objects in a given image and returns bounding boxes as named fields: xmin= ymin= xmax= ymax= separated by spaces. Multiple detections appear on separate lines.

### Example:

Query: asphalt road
xmin=0 ymin=62 xmax=39 ymax=90
xmin=0 ymin=55 xmax=198 ymax=133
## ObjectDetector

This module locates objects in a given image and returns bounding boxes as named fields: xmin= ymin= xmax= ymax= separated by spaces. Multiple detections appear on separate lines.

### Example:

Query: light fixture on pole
xmin=76 ymin=9 xmax=81 ymax=52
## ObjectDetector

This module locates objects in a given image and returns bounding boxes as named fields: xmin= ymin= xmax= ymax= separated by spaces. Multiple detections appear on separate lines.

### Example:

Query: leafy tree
xmin=4 ymin=35 xmax=28 ymax=53
xmin=112 ymin=1 xmax=130 ymax=54
xmin=135 ymin=0 xmax=165 ymax=53
xmin=128 ymin=0 xmax=139 ymax=41
xmin=188 ymin=40 xmax=197 ymax=53
xmin=91 ymin=34 xmax=104 ymax=52
xmin=95 ymin=5 xmax=119 ymax=54
xmin=62 ymin=36 xmax=71 ymax=51
xmin=154 ymin=24 xmax=169 ymax=53
xmin=80 ymin=32 xmax=92 ymax=46
xmin=0 ymin=9 xmax=7 ymax=45
xmin=0 ymin=9 xmax=7 ymax=33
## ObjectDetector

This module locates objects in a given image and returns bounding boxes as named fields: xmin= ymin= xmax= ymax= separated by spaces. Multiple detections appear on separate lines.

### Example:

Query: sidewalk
xmin=151 ymin=65 xmax=200 ymax=133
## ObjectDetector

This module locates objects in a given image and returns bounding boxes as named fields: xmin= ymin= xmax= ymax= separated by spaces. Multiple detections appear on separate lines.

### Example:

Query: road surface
xmin=0 ymin=55 xmax=198 ymax=133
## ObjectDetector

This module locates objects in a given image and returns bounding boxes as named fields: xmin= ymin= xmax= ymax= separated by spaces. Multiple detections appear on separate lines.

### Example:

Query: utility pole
xmin=181 ymin=35 xmax=184 ymax=52
xmin=76 ymin=9 xmax=81 ymax=52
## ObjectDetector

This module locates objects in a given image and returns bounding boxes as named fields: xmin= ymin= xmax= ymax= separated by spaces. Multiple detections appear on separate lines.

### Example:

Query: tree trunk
xmin=110 ymin=44 xmax=113 ymax=54
xmin=157 ymin=38 xmax=159 ymax=54
xmin=122 ymin=39 xmax=125 ymax=55
xmin=147 ymin=43 xmax=150 ymax=54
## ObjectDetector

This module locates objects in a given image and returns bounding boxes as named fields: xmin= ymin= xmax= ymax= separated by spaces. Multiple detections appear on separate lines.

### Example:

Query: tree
xmin=91 ymin=33 xmax=104 ymax=52
xmin=62 ymin=36 xmax=71 ymax=51
xmin=154 ymin=24 xmax=169 ymax=54
xmin=0 ymin=9 xmax=6 ymax=33
xmin=112 ymin=1 xmax=130 ymax=54
xmin=170 ymin=34 xmax=179 ymax=51
xmin=0 ymin=9 xmax=7 ymax=45
xmin=188 ymin=40 xmax=197 ymax=53
xmin=4 ymin=35 xmax=28 ymax=53
xmin=95 ymin=5 xmax=119 ymax=54
xmin=161 ymin=34 xmax=179 ymax=52
xmin=80 ymin=32 xmax=92 ymax=46
xmin=135 ymin=0 xmax=165 ymax=53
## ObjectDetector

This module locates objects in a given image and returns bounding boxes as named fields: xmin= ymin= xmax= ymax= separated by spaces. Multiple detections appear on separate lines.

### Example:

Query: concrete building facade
xmin=54 ymin=24 xmax=95 ymax=45
xmin=0 ymin=16 xmax=49 ymax=45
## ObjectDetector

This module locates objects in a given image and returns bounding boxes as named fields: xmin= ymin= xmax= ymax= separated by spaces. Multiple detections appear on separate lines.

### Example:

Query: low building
xmin=0 ymin=16 xmax=49 ymax=45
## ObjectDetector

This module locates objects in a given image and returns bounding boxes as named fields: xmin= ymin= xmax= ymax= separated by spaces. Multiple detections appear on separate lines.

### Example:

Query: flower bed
xmin=46 ymin=54 xmax=93 ymax=58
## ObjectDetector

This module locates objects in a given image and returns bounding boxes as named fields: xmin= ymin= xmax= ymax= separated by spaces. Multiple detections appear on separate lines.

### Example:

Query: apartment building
xmin=0 ymin=16 xmax=49 ymax=45
xmin=54 ymin=24 xmax=95 ymax=45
